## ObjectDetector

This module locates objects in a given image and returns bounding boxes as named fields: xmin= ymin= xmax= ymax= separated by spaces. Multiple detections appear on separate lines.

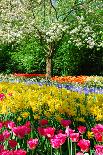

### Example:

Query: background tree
xmin=0 ymin=0 xmax=103 ymax=78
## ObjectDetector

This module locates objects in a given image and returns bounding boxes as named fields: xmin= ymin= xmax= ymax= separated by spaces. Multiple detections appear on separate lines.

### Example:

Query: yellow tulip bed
xmin=0 ymin=82 xmax=103 ymax=123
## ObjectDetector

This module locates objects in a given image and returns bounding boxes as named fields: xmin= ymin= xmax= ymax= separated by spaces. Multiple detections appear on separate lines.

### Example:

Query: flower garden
xmin=0 ymin=75 xmax=103 ymax=155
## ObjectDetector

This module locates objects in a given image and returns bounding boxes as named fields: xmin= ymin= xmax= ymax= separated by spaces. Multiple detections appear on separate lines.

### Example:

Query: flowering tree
xmin=0 ymin=0 xmax=103 ymax=78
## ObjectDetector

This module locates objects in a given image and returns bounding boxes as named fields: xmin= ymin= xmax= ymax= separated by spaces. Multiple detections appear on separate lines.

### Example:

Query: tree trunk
xmin=46 ymin=42 xmax=55 ymax=80
xmin=46 ymin=56 xmax=52 ymax=80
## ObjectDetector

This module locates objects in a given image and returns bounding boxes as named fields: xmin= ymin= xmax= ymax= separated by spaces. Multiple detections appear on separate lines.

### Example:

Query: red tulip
xmin=39 ymin=119 xmax=48 ymax=126
xmin=61 ymin=119 xmax=71 ymax=127
xmin=0 ymin=144 xmax=4 ymax=153
xmin=77 ymin=126 xmax=86 ymax=134
xmin=8 ymin=139 xmax=17 ymax=148
xmin=0 ymin=133 xmax=4 ymax=143
xmin=0 ymin=122 xmax=3 ymax=130
xmin=37 ymin=127 xmax=45 ymax=136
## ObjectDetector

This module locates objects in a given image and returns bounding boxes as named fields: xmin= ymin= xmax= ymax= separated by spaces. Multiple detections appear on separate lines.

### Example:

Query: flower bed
xmin=14 ymin=73 xmax=46 ymax=77
xmin=0 ymin=81 xmax=103 ymax=154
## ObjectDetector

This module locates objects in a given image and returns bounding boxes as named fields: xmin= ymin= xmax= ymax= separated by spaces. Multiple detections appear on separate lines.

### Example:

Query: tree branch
xmin=50 ymin=0 xmax=58 ymax=20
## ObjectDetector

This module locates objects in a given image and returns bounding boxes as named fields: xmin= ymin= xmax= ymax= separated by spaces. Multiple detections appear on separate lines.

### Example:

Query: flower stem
xmin=70 ymin=140 xmax=72 ymax=155
xmin=51 ymin=145 xmax=52 ymax=155
xmin=60 ymin=146 xmax=62 ymax=155
xmin=68 ymin=138 xmax=71 ymax=155
xmin=74 ymin=143 xmax=76 ymax=155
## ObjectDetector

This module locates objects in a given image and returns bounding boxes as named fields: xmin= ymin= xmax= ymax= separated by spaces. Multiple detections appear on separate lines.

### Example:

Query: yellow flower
xmin=87 ymin=131 xmax=94 ymax=139
xmin=21 ymin=112 xmax=29 ymax=119
xmin=34 ymin=114 xmax=40 ymax=120
xmin=96 ymin=113 xmax=103 ymax=121
xmin=55 ymin=115 xmax=62 ymax=122
xmin=77 ymin=117 xmax=85 ymax=123
xmin=17 ymin=116 xmax=22 ymax=122
xmin=44 ymin=111 xmax=51 ymax=118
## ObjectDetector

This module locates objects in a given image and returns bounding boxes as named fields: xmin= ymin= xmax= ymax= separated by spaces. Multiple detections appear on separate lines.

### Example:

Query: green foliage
xmin=0 ymin=35 xmax=103 ymax=76
xmin=0 ymin=44 xmax=13 ymax=74
xmin=9 ymin=37 xmax=45 ymax=74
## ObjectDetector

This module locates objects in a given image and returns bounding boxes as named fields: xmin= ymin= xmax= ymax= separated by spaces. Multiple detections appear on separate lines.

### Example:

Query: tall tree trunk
xmin=46 ymin=43 xmax=55 ymax=80
xmin=46 ymin=56 xmax=52 ymax=80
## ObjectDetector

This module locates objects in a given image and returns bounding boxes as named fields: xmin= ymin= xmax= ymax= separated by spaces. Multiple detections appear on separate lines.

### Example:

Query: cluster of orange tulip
xmin=51 ymin=76 xmax=88 ymax=84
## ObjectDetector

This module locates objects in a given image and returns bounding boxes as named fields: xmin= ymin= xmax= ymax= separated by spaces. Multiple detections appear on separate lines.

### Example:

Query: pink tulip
xmin=3 ymin=130 xmax=10 ymax=140
xmin=77 ymin=139 xmax=90 ymax=153
xmin=4 ymin=121 xmax=16 ymax=129
xmin=0 ymin=150 xmax=13 ymax=155
xmin=25 ymin=121 xmax=31 ymax=128
xmin=0 ymin=93 xmax=5 ymax=100
xmin=12 ymin=125 xmax=31 ymax=138
xmin=92 ymin=124 xmax=103 ymax=142
xmin=0 ymin=144 xmax=4 ymax=152
xmin=50 ymin=137 xmax=61 ymax=149
xmin=95 ymin=145 xmax=103 ymax=155
xmin=27 ymin=138 xmax=38 ymax=150
xmin=61 ymin=119 xmax=71 ymax=127
xmin=43 ymin=127 xmax=55 ymax=138
xmin=8 ymin=139 xmax=17 ymax=148
xmin=69 ymin=133 xmax=80 ymax=142
xmin=76 ymin=152 xmax=84 ymax=155
xmin=50 ymin=133 xmax=67 ymax=148
xmin=0 ymin=122 xmax=3 ymax=130
xmin=77 ymin=126 xmax=86 ymax=134
xmin=65 ymin=126 xmax=75 ymax=137
xmin=14 ymin=149 xmax=27 ymax=155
